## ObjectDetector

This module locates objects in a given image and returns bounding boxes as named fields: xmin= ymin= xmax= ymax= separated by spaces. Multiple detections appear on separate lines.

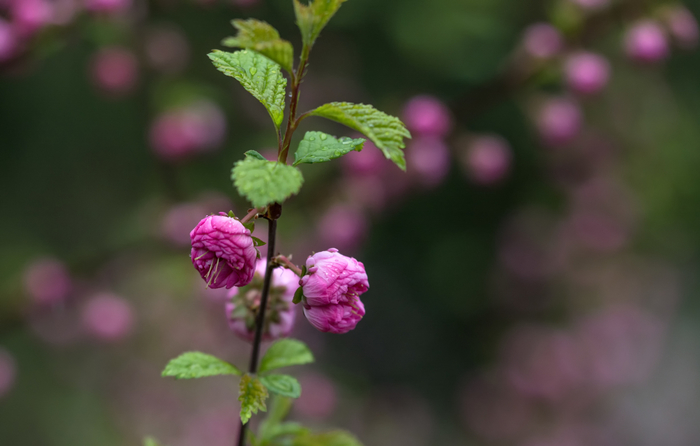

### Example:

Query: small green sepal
xmin=292 ymin=286 xmax=304 ymax=305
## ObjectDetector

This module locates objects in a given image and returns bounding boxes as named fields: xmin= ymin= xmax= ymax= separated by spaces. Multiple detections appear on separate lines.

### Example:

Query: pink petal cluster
xmin=89 ymin=46 xmax=138 ymax=96
xmin=402 ymin=95 xmax=453 ymax=138
xmin=536 ymin=97 xmax=582 ymax=147
xmin=624 ymin=21 xmax=669 ymax=63
xmin=149 ymin=101 xmax=226 ymax=161
xmin=225 ymin=260 xmax=298 ymax=341
xmin=522 ymin=23 xmax=563 ymax=60
xmin=10 ymin=0 xmax=52 ymax=37
xmin=190 ymin=213 xmax=257 ymax=289
xmin=564 ymin=52 xmax=610 ymax=95
xmin=300 ymin=249 xmax=369 ymax=334
xmin=81 ymin=293 xmax=135 ymax=342
xmin=462 ymin=135 xmax=512 ymax=185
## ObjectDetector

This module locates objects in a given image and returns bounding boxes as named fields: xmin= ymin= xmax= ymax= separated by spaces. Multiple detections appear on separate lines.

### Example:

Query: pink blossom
xmin=402 ymin=95 xmax=453 ymax=138
xmin=564 ymin=52 xmax=610 ymax=95
xmin=84 ymin=0 xmax=131 ymax=13
xmin=190 ymin=213 xmax=257 ymax=289
xmin=0 ymin=348 xmax=16 ymax=398
xmin=665 ymin=6 xmax=699 ymax=49
xmin=149 ymin=101 xmax=226 ymax=161
xmin=225 ymin=260 xmax=298 ymax=341
xmin=624 ymin=21 xmax=669 ymax=63
xmin=300 ymin=249 xmax=369 ymax=333
xmin=535 ymin=97 xmax=582 ymax=146
xmin=342 ymin=140 xmax=387 ymax=177
xmin=0 ymin=19 xmax=18 ymax=62
xmin=522 ymin=23 xmax=564 ymax=59
xmin=10 ymin=0 xmax=52 ymax=36
xmin=462 ymin=135 xmax=512 ymax=184
xmin=81 ymin=293 xmax=134 ymax=342
xmin=23 ymin=257 xmax=72 ymax=306
xmin=318 ymin=205 xmax=367 ymax=252
xmin=406 ymin=136 xmax=451 ymax=188
xmin=90 ymin=46 xmax=138 ymax=96
xmin=144 ymin=26 xmax=190 ymax=73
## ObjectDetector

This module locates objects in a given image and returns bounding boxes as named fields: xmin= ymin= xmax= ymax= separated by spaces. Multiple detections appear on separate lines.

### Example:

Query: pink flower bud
xmin=564 ymin=52 xmax=610 ymax=95
xmin=522 ymin=23 xmax=564 ymax=59
xmin=664 ymin=6 xmax=699 ymax=49
xmin=300 ymin=249 xmax=369 ymax=334
xmin=0 ymin=348 xmax=16 ymax=398
xmin=406 ymin=136 xmax=451 ymax=188
xmin=318 ymin=205 xmax=367 ymax=252
xmin=90 ymin=46 xmax=138 ymax=96
xmin=190 ymin=213 xmax=257 ymax=289
xmin=11 ymin=0 xmax=52 ymax=37
xmin=226 ymin=260 xmax=298 ymax=341
xmin=535 ymin=97 xmax=582 ymax=147
xmin=624 ymin=21 xmax=669 ymax=63
xmin=0 ymin=18 xmax=18 ymax=62
xmin=81 ymin=293 xmax=134 ymax=342
xmin=461 ymin=135 xmax=512 ymax=185
xmin=402 ymin=95 xmax=453 ymax=138
xmin=23 ymin=257 xmax=72 ymax=306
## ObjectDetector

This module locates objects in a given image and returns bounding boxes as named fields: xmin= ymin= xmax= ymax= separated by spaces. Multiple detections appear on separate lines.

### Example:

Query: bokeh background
xmin=3 ymin=0 xmax=700 ymax=445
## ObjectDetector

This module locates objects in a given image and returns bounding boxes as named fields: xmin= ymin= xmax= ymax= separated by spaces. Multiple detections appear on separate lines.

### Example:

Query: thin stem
xmin=236 ymin=217 xmax=278 ymax=446
xmin=278 ymin=44 xmax=311 ymax=164
xmin=274 ymin=255 xmax=302 ymax=276
xmin=240 ymin=208 xmax=260 ymax=224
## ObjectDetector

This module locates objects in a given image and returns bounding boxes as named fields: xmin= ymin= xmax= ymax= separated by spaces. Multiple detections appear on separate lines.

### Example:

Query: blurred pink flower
xmin=462 ymin=135 xmax=512 ymax=185
xmin=535 ymin=97 xmax=582 ymax=147
xmin=225 ymin=259 xmax=298 ymax=341
xmin=406 ymin=136 xmax=451 ymax=188
xmin=342 ymin=140 xmax=387 ymax=177
xmin=624 ymin=21 xmax=669 ymax=63
xmin=0 ymin=18 xmax=18 ymax=62
xmin=665 ymin=5 xmax=699 ymax=49
xmin=0 ymin=348 xmax=16 ymax=398
xmin=10 ymin=0 xmax=52 ymax=36
xmin=84 ymin=0 xmax=131 ymax=14
xmin=90 ymin=46 xmax=138 ymax=96
xmin=190 ymin=213 xmax=257 ymax=289
xmin=318 ymin=204 xmax=367 ymax=252
xmin=150 ymin=101 xmax=226 ymax=161
xmin=144 ymin=26 xmax=190 ymax=73
xmin=564 ymin=52 xmax=610 ymax=95
xmin=294 ymin=371 xmax=337 ymax=419
xmin=522 ymin=23 xmax=564 ymax=59
xmin=23 ymin=257 xmax=72 ymax=306
xmin=402 ymin=95 xmax=453 ymax=138
xmin=501 ymin=326 xmax=584 ymax=400
xmin=301 ymin=249 xmax=368 ymax=333
xmin=343 ymin=175 xmax=387 ymax=212
xmin=81 ymin=293 xmax=135 ymax=342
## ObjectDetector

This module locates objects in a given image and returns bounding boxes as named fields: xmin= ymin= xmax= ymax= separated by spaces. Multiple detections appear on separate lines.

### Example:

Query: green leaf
xmin=293 ymin=431 xmax=363 ymax=446
xmin=260 ymin=374 xmax=302 ymax=398
xmin=222 ymin=19 xmax=294 ymax=73
xmin=268 ymin=422 xmax=309 ymax=440
xmin=252 ymin=236 xmax=266 ymax=247
xmin=259 ymin=339 xmax=314 ymax=373
xmin=245 ymin=150 xmax=268 ymax=161
xmin=293 ymin=131 xmax=365 ymax=166
xmin=232 ymin=156 xmax=304 ymax=208
xmin=310 ymin=102 xmax=411 ymax=170
xmin=243 ymin=221 xmax=255 ymax=233
xmin=294 ymin=0 xmax=347 ymax=47
xmin=239 ymin=374 xmax=269 ymax=424
xmin=208 ymin=50 xmax=287 ymax=128
xmin=292 ymin=286 xmax=304 ymax=304
xmin=162 ymin=352 xmax=241 ymax=379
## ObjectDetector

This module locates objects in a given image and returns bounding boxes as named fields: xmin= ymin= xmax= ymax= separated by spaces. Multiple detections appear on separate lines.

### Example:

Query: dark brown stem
xmin=278 ymin=45 xmax=311 ymax=164
xmin=236 ymin=216 xmax=278 ymax=446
